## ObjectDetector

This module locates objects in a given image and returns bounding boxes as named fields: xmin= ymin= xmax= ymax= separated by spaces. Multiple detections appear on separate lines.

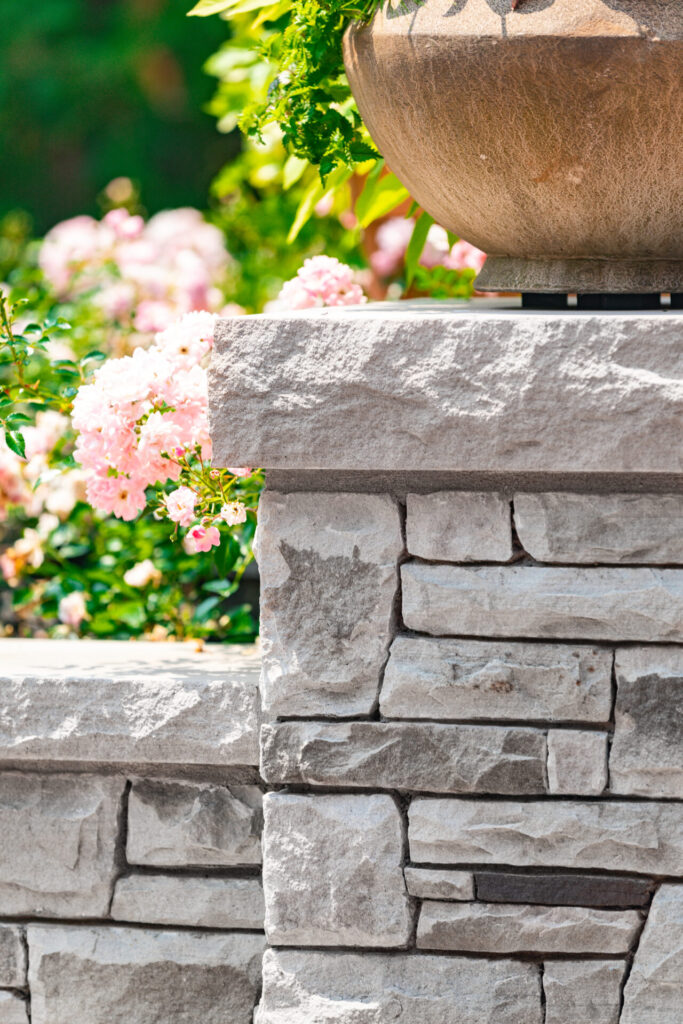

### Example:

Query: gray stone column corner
xmin=211 ymin=301 xmax=683 ymax=1024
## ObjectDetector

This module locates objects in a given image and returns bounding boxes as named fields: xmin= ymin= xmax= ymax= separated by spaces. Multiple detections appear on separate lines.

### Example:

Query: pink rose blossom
xmin=277 ymin=256 xmax=366 ymax=310
xmin=227 ymin=467 xmax=252 ymax=477
xmin=185 ymin=524 xmax=221 ymax=553
xmin=165 ymin=486 xmax=197 ymax=527
xmin=443 ymin=239 xmax=487 ymax=273
xmin=58 ymin=591 xmax=88 ymax=628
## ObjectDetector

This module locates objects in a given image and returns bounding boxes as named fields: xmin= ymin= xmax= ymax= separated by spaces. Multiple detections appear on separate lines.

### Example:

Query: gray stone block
xmin=0 ymin=926 xmax=25 ymax=989
xmin=381 ymin=637 xmax=612 ymax=722
xmin=27 ymin=925 xmax=265 ymax=1024
xmin=126 ymin=780 xmax=262 ymax=868
xmin=0 ymin=773 xmax=124 ymax=917
xmin=255 ymin=491 xmax=402 ymax=717
xmin=261 ymin=720 xmax=546 ymax=794
xmin=544 ymin=961 xmax=625 ymax=1024
xmin=0 ymin=639 xmax=260 ymax=769
xmin=404 ymin=868 xmax=474 ymax=901
xmin=111 ymin=874 xmax=264 ymax=930
xmin=417 ymin=901 xmax=640 ymax=954
xmin=515 ymin=492 xmax=683 ymax=564
xmin=262 ymin=793 xmax=411 ymax=948
xmin=210 ymin=306 xmax=683 ymax=476
xmin=255 ymin=948 xmax=543 ymax=1023
xmin=409 ymin=799 xmax=683 ymax=875
xmin=621 ymin=885 xmax=683 ymax=1024
xmin=406 ymin=492 xmax=512 ymax=562
xmin=547 ymin=730 xmax=608 ymax=795
xmin=475 ymin=872 xmax=652 ymax=908
xmin=402 ymin=563 xmax=683 ymax=642
xmin=0 ymin=993 xmax=28 ymax=1024
xmin=611 ymin=647 xmax=683 ymax=798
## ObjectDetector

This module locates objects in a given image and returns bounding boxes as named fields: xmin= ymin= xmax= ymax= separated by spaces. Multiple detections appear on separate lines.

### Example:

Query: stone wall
xmin=0 ymin=640 xmax=265 ymax=1023
xmin=211 ymin=303 xmax=683 ymax=1024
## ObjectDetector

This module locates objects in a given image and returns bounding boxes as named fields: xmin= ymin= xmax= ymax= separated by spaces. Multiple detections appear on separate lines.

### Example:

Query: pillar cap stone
xmin=210 ymin=301 xmax=682 ymax=478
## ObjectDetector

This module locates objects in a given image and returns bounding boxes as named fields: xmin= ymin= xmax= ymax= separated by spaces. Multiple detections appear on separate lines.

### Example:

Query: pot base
xmin=475 ymin=258 xmax=683 ymax=296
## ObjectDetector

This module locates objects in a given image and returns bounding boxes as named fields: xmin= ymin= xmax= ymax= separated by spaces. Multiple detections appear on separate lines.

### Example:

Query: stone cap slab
xmin=210 ymin=301 xmax=683 ymax=477
xmin=0 ymin=639 xmax=261 ymax=771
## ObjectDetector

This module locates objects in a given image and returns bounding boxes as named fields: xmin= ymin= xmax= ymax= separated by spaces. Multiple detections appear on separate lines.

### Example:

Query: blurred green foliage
xmin=0 ymin=0 xmax=238 ymax=233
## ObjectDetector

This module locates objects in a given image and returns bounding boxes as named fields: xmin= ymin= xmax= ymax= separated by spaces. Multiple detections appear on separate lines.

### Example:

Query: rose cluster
xmin=370 ymin=218 xmax=487 ymax=279
xmin=40 ymin=206 xmax=240 ymax=340
xmin=275 ymin=255 xmax=366 ymax=310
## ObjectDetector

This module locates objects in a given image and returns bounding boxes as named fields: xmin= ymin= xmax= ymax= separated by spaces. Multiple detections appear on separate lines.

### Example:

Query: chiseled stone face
xmin=0 ymin=773 xmax=124 ymax=917
xmin=0 ymin=925 xmax=26 ymax=989
xmin=514 ymin=492 xmax=683 ymax=565
xmin=402 ymin=563 xmax=683 ymax=643
xmin=409 ymin=799 xmax=683 ymax=876
xmin=621 ymin=885 xmax=683 ymax=1024
xmin=417 ymin=901 xmax=640 ymax=955
xmin=210 ymin=309 xmax=683 ymax=476
xmin=404 ymin=868 xmax=474 ymax=901
xmin=111 ymin=874 xmax=264 ymax=931
xmin=0 ymin=992 xmax=28 ymax=1024
xmin=255 ymin=948 xmax=543 ymax=1024
xmin=611 ymin=648 xmax=683 ymax=798
xmin=255 ymin=491 xmax=402 ymax=717
xmin=544 ymin=960 xmax=625 ymax=1024
xmin=261 ymin=720 xmax=547 ymax=794
xmin=126 ymin=780 xmax=262 ymax=868
xmin=262 ymin=793 xmax=411 ymax=948
xmin=406 ymin=491 xmax=512 ymax=562
xmin=381 ymin=637 xmax=612 ymax=722
xmin=547 ymin=730 xmax=608 ymax=795
xmin=27 ymin=925 xmax=265 ymax=1024
xmin=0 ymin=640 xmax=261 ymax=769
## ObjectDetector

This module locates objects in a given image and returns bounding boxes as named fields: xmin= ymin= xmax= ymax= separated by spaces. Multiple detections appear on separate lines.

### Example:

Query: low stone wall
xmin=211 ymin=303 xmax=683 ymax=1024
xmin=0 ymin=640 xmax=264 ymax=1023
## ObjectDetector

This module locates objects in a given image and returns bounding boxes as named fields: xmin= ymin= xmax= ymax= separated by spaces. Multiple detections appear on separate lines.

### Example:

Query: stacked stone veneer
xmin=251 ymin=486 xmax=683 ymax=1023
xmin=0 ymin=641 xmax=265 ymax=1023
xmin=209 ymin=303 xmax=683 ymax=1024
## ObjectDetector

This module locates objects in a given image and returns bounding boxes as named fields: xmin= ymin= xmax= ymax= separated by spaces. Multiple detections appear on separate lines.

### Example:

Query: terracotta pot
xmin=343 ymin=0 xmax=683 ymax=292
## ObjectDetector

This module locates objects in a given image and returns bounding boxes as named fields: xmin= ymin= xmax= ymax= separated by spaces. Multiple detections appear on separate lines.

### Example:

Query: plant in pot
xmin=193 ymin=0 xmax=683 ymax=296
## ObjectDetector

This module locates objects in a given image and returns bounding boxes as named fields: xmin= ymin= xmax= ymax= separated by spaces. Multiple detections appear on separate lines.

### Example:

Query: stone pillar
xmin=211 ymin=303 xmax=683 ymax=1024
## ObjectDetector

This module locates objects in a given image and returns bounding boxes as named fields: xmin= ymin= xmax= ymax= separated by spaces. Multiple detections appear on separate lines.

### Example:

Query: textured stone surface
xmin=382 ymin=637 xmax=612 ymax=722
xmin=255 ymin=491 xmax=401 ymax=717
xmin=544 ymin=960 xmax=625 ymax=1024
xmin=262 ymin=793 xmax=411 ymax=947
xmin=127 ymin=780 xmax=262 ymax=867
xmin=475 ymin=872 xmax=652 ymax=909
xmin=255 ymin=948 xmax=543 ymax=1024
xmin=402 ymin=563 xmax=683 ymax=642
xmin=515 ymin=492 xmax=683 ymax=564
xmin=611 ymin=648 xmax=683 ymax=798
xmin=28 ymin=925 xmax=265 ymax=1024
xmin=0 ymin=639 xmax=260 ymax=768
xmin=621 ymin=885 xmax=683 ymax=1024
xmin=406 ymin=491 xmax=511 ymax=562
xmin=404 ymin=868 xmax=474 ymax=901
xmin=417 ymin=901 xmax=640 ymax=954
xmin=261 ymin=721 xmax=546 ymax=794
xmin=111 ymin=874 xmax=264 ymax=930
xmin=547 ymin=730 xmax=608 ymax=795
xmin=410 ymin=799 xmax=683 ymax=875
xmin=0 ymin=993 xmax=28 ymax=1024
xmin=0 ymin=927 xmax=25 ymax=989
xmin=210 ymin=306 xmax=683 ymax=475
xmin=0 ymin=772 xmax=123 ymax=917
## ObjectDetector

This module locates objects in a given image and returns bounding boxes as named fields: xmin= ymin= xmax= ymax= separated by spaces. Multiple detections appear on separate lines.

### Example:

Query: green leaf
xmin=405 ymin=211 xmax=434 ymax=287
xmin=355 ymin=171 xmax=409 ymax=228
xmin=4 ymin=429 xmax=26 ymax=459
xmin=282 ymin=154 xmax=308 ymax=190
xmin=187 ymin=0 xmax=245 ymax=16
xmin=287 ymin=165 xmax=351 ymax=242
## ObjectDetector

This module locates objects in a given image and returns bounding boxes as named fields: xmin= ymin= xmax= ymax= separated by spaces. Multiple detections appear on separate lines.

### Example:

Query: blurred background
xmin=0 ymin=0 xmax=235 ymax=232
